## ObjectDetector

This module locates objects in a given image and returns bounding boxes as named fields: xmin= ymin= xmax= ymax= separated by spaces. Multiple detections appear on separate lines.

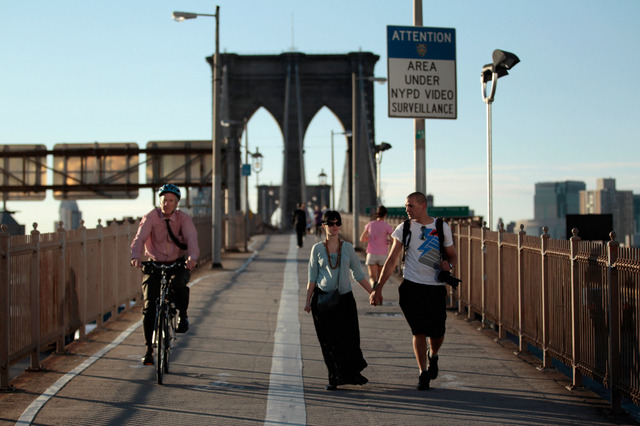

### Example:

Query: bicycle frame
xmin=143 ymin=260 xmax=182 ymax=384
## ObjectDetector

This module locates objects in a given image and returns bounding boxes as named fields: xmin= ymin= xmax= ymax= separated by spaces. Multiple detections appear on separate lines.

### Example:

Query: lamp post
xmin=318 ymin=169 xmax=327 ymax=208
xmin=481 ymin=49 xmax=520 ymax=230
xmin=374 ymin=142 xmax=392 ymax=205
xmin=330 ymin=130 xmax=351 ymax=211
xmin=173 ymin=7 xmax=223 ymax=268
xmin=251 ymin=147 xmax=263 ymax=187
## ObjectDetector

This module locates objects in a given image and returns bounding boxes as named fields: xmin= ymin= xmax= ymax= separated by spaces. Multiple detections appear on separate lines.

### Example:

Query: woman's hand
xmin=370 ymin=291 xmax=383 ymax=306
xmin=304 ymin=300 xmax=312 ymax=313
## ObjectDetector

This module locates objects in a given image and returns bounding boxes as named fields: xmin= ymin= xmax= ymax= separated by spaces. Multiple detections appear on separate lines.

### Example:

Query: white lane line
xmin=17 ymin=244 xmax=260 ymax=425
xmin=264 ymin=235 xmax=306 ymax=425
xmin=17 ymin=320 xmax=140 ymax=424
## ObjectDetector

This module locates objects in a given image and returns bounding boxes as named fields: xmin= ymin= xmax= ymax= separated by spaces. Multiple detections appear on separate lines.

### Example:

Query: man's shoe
xmin=427 ymin=350 xmax=439 ymax=380
xmin=142 ymin=348 xmax=154 ymax=365
xmin=176 ymin=316 xmax=189 ymax=333
xmin=417 ymin=371 xmax=430 ymax=390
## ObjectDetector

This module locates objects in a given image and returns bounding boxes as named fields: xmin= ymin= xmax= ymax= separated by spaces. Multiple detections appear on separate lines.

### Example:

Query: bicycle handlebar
xmin=141 ymin=260 xmax=184 ymax=272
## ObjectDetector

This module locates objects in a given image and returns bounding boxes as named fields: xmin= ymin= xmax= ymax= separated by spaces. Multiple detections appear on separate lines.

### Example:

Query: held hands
xmin=369 ymin=290 xmax=383 ymax=306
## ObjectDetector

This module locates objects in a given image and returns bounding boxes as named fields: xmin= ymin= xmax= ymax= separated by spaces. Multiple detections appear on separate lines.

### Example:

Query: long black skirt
xmin=311 ymin=289 xmax=367 ymax=385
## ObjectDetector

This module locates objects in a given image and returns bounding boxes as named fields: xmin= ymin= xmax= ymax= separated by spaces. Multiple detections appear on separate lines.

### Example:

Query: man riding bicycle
xmin=130 ymin=184 xmax=199 ymax=365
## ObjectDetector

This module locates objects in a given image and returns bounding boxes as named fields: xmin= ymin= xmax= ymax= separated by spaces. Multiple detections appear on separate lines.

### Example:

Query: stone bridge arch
xmin=209 ymin=51 xmax=380 ymax=229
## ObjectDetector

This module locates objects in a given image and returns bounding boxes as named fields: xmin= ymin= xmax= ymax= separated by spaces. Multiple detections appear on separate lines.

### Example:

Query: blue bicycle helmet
xmin=158 ymin=184 xmax=181 ymax=200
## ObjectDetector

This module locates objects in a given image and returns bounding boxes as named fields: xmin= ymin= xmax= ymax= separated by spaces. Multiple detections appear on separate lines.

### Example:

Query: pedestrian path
xmin=0 ymin=233 xmax=634 ymax=425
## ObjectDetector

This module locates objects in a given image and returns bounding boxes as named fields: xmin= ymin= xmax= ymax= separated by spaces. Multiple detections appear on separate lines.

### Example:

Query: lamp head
xmin=172 ymin=11 xmax=198 ymax=21
xmin=482 ymin=62 xmax=511 ymax=83
xmin=375 ymin=142 xmax=392 ymax=154
xmin=492 ymin=49 xmax=520 ymax=71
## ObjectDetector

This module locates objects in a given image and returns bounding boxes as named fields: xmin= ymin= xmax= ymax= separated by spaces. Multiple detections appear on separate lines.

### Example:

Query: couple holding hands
xmin=304 ymin=192 xmax=457 ymax=391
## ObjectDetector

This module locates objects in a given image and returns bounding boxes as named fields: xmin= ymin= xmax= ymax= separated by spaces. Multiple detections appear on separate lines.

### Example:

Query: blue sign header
xmin=387 ymin=25 xmax=456 ymax=61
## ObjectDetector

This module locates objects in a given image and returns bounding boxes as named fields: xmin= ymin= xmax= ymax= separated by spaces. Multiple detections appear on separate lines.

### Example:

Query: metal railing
xmin=341 ymin=213 xmax=639 ymax=410
xmin=0 ymin=216 xmax=212 ymax=389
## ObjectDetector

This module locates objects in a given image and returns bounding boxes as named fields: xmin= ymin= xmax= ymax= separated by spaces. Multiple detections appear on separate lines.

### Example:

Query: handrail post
xmin=540 ymin=226 xmax=551 ymax=369
xmin=568 ymin=228 xmax=583 ymax=389
xmin=97 ymin=220 xmax=105 ymax=327
xmin=466 ymin=222 xmax=473 ymax=320
xmin=55 ymin=222 xmax=66 ymax=354
xmin=497 ymin=222 xmax=505 ymax=340
xmin=517 ymin=224 xmax=526 ymax=353
xmin=29 ymin=224 xmax=41 ymax=371
xmin=480 ymin=222 xmax=487 ymax=328
xmin=607 ymin=231 xmax=622 ymax=411
xmin=78 ymin=220 xmax=88 ymax=340
xmin=112 ymin=219 xmax=120 ymax=319
xmin=0 ymin=226 xmax=10 ymax=390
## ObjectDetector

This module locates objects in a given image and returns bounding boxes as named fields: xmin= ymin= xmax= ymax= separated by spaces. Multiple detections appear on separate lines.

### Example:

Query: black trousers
xmin=311 ymin=290 xmax=367 ymax=385
xmin=295 ymin=226 xmax=306 ymax=247
xmin=141 ymin=267 xmax=190 ymax=347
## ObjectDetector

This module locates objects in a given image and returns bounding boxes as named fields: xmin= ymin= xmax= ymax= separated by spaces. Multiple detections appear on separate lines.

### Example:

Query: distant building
xmin=580 ymin=178 xmax=634 ymax=246
xmin=518 ymin=180 xmax=586 ymax=238
xmin=58 ymin=201 xmax=82 ymax=230
xmin=0 ymin=211 xmax=25 ymax=236
xmin=534 ymin=181 xmax=585 ymax=221
xmin=634 ymin=194 xmax=640 ymax=234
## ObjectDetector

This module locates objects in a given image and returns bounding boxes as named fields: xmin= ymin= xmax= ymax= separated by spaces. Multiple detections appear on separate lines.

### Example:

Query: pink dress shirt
xmin=130 ymin=208 xmax=199 ymax=262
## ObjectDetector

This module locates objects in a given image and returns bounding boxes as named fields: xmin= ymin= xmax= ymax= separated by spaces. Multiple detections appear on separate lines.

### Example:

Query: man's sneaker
xmin=427 ymin=350 xmax=439 ymax=380
xmin=142 ymin=347 xmax=154 ymax=365
xmin=176 ymin=316 xmax=189 ymax=333
xmin=417 ymin=371 xmax=430 ymax=390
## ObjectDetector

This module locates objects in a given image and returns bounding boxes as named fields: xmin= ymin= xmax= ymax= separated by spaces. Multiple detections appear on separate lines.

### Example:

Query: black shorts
xmin=398 ymin=279 xmax=446 ymax=337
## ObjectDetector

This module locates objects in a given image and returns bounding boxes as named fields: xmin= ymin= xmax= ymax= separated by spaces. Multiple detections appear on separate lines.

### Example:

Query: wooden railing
xmin=0 ymin=216 xmax=212 ymax=389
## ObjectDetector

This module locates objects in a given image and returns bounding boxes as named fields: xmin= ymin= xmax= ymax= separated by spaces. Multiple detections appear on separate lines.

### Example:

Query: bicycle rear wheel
xmin=155 ymin=310 xmax=166 ymax=384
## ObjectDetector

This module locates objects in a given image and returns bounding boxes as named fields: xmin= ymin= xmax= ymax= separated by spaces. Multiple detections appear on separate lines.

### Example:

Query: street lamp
xmin=173 ymin=6 xmax=222 ymax=268
xmin=318 ymin=169 xmax=327 ymax=186
xmin=330 ymin=130 xmax=351 ymax=211
xmin=251 ymin=147 xmax=263 ymax=185
xmin=481 ymin=49 xmax=520 ymax=230
xmin=374 ymin=142 xmax=392 ymax=205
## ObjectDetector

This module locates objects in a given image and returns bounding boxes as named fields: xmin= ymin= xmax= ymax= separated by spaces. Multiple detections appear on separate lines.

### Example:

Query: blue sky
xmin=2 ymin=0 xmax=639 ymax=233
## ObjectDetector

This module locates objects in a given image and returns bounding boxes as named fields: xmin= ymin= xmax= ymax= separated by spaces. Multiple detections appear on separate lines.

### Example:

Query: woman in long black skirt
xmin=304 ymin=210 xmax=374 ymax=390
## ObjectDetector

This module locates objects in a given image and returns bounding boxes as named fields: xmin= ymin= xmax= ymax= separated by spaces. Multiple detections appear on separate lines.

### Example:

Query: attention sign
xmin=387 ymin=25 xmax=457 ymax=119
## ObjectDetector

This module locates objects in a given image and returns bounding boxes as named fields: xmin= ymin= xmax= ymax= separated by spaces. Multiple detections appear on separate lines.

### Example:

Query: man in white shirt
xmin=370 ymin=192 xmax=457 ymax=390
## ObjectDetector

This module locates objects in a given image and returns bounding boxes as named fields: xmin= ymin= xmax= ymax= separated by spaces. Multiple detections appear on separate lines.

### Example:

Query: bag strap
xmin=401 ymin=219 xmax=411 ymax=264
xmin=435 ymin=217 xmax=448 ymax=261
xmin=165 ymin=219 xmax=188 ymax=250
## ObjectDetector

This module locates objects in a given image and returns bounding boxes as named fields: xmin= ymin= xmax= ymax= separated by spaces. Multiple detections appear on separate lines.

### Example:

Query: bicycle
xmin=142 ymin=260 xmax=182 ymax=385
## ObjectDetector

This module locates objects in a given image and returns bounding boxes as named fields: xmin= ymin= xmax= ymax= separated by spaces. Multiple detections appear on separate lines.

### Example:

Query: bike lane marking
xmin=17 ymin=243 xmax=259 ymax=425
xmin=264 ymin=235 xmax=306 ymax=425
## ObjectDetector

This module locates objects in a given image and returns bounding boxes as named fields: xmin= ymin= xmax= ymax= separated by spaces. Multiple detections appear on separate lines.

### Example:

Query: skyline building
xmin=519 ymin=180 xmax=586 ymax=239
xmin=58 ymin=201 xmax=83 ymax=231
xmin=580 ymin=178 xmax=635 ymax=245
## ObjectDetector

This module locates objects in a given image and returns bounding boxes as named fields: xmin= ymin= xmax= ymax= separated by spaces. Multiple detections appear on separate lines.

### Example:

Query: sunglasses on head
xmin=323 ymin=220 xmax=342 ymax=226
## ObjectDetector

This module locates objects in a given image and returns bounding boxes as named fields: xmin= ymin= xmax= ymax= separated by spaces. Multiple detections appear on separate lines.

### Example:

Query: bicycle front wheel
xmin=155 ymin=310 xmax=166 ymax=384
xmin=163 ymin=313 xmax=171 ymax=374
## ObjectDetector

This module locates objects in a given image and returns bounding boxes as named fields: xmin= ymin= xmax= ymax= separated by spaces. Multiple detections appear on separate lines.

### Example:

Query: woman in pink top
xmin=360 ymin=206 xmax=393 ymax=288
